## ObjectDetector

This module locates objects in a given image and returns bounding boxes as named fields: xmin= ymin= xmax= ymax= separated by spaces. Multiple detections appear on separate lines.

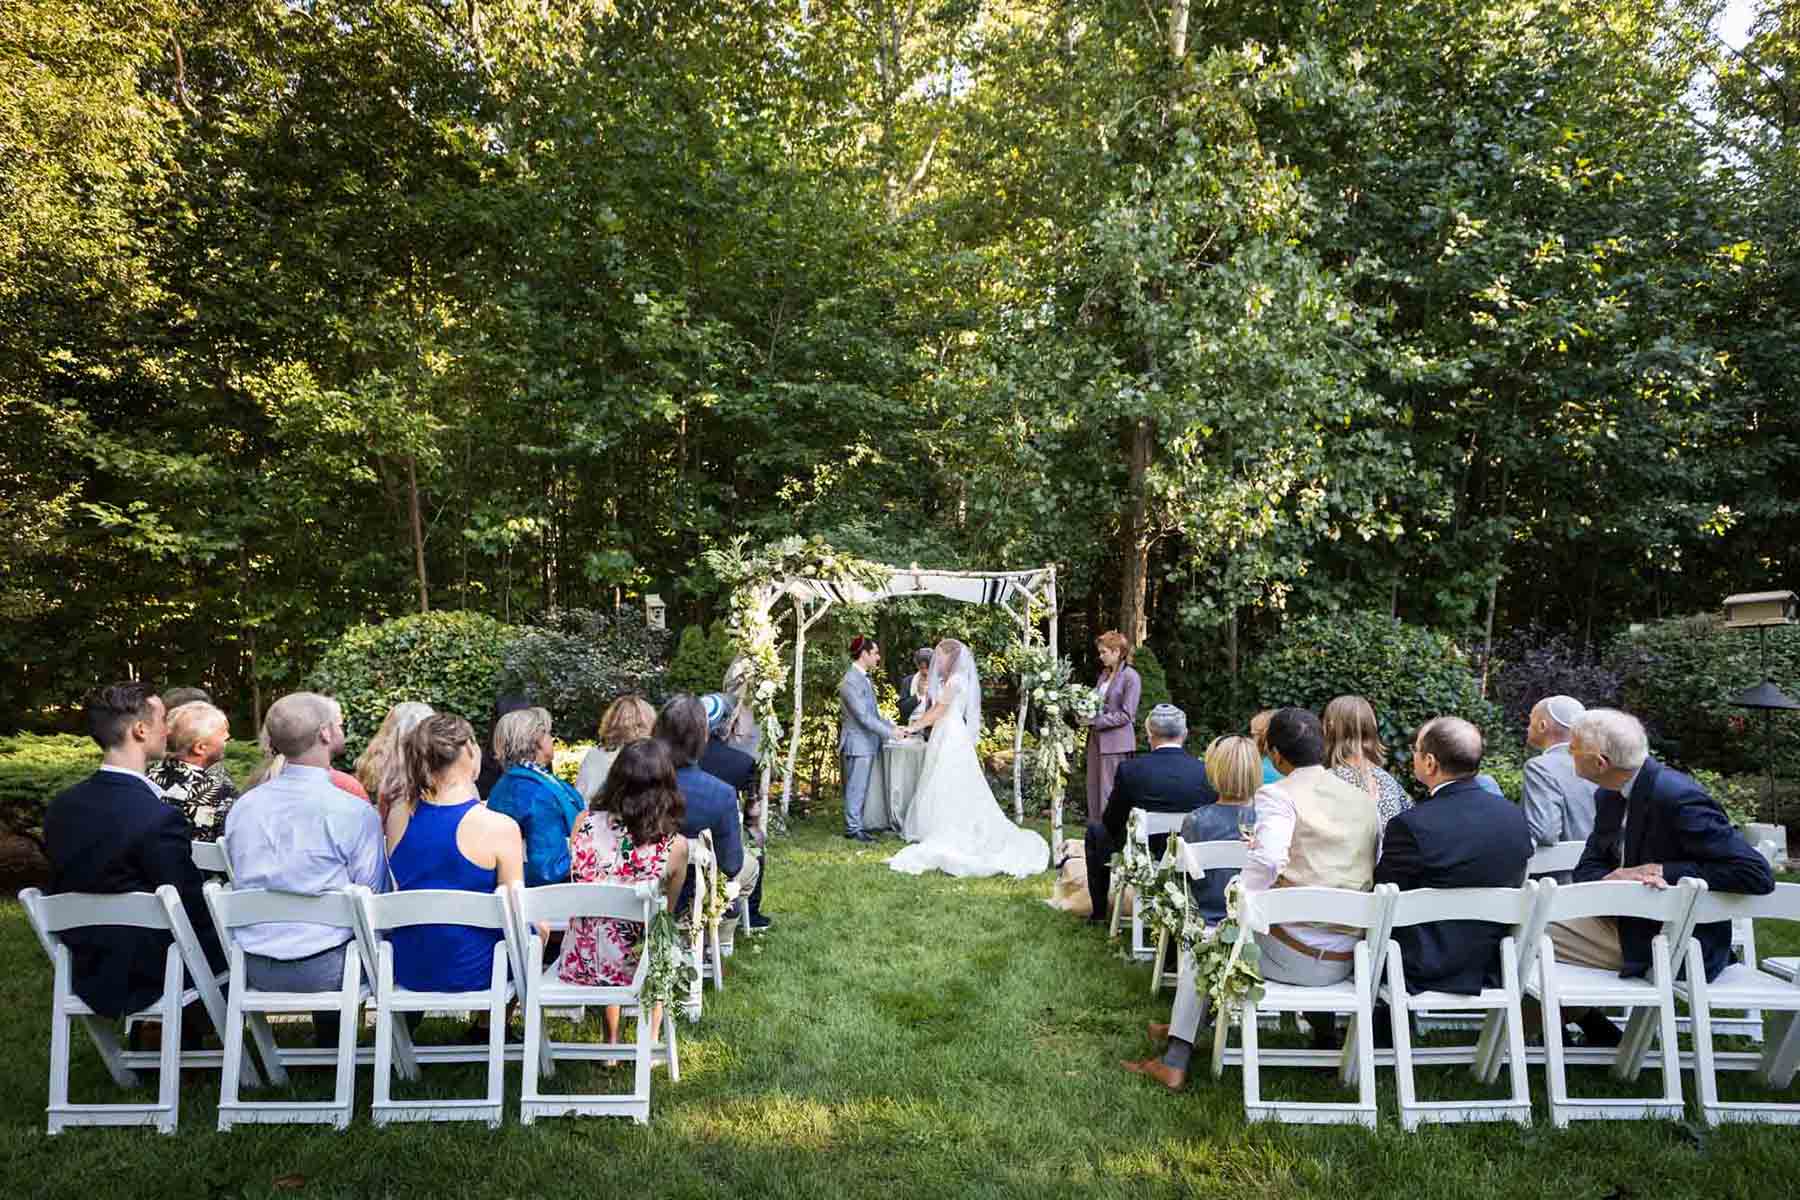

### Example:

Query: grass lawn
xmin=3 ymin=816 xmax=1799 ymax=1199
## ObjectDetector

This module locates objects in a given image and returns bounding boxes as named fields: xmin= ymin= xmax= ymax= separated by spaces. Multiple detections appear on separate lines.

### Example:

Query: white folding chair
xmin=1376 ymin=885 xmax=1538 ymax=1128
xmin=1678 ymin=882 xmax=1800 ymax=1124
xmin=190 ymin=840 xmax=237 ymax=883
xmin=19 ymin=884 xmax=257 ymax=1134
xmin=1211 ymin=884 xmax=1396 ymax=1127
xmin=1525 ymin=877 xmax=1705 ymax=1126
xmin=1112 ymin=810 xmax=1187 ymax=961
xmin=510 ymin=881 xmax=680 ymax=1125
xmin=1527 ymin=840 xmax=1586 ymax=878
xmin=202 ymin=883 xmax=369 ymax=1129
xmin=353 ymin=886 xmax=519 ymax=1127
xmin=1153 ymin=838 xmax=1248 ymax=994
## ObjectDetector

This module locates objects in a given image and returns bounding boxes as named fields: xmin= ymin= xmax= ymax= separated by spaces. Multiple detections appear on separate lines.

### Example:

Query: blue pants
xmin=843 ymin=754 xmax=874 ymax=835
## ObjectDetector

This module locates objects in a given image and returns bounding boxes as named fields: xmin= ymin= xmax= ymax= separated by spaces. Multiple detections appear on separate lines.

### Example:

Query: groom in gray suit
xmin=840 ymin=636 xmax=903 ymax=842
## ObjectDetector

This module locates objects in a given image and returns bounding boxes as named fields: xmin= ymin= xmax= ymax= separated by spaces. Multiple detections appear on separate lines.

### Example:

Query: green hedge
xmin=1610 ymin=615 xmax=1800 ymax=779
xmin=307 ymin=610 xmax=520 ymax=756
xmin=1243 ymin=611 xmax=1501 ymax=756
xmin=0 ymin=735 xmax=263 ymax=841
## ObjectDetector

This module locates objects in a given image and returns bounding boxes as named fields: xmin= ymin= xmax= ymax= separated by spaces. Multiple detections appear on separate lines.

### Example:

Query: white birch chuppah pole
xmin=779 ymin=590 xmax=835 ymax=821
xmin=1044 ymin=567 xmax=1062 ymax=853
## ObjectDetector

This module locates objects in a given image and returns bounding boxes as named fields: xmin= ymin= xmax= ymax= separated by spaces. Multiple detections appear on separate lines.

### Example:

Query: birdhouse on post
xmin=1723 ymin=590 xmax=1798 ymax=629
xmin=644 ymin=594 xmax=667 ymax=632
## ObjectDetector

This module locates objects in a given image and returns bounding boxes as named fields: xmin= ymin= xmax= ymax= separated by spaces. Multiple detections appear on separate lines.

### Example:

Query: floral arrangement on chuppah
xmin=705 ymin=534 xmax=891 ymax=773
xmin=1002 ymin=641 xmax=1100 ymax=810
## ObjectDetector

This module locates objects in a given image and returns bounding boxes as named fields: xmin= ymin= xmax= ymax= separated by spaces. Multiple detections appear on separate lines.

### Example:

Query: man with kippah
xmin=1522 ymin=695 xmax=1599 ymax=876
xmin=1085 ymin=704 xmax=1217 ymax=925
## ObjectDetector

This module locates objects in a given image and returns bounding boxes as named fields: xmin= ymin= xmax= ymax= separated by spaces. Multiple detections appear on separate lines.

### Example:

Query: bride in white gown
xmin=887 ymin=638 xmax=1050 ymax=879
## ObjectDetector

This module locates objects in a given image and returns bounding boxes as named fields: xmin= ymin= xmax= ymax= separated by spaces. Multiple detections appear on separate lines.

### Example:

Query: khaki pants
xmin=1548 ymin=917 xmax=1624 ymax=971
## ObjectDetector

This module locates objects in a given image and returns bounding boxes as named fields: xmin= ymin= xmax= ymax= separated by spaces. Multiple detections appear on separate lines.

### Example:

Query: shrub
xmin=0 ymin=734 xmax=262 ymax=842
xmin=666 ymin=620 xmax=734 ymax=697
xmin=308 ymin=610 xmax=520 ymax=756
xmin=1486 ymin=626 xmax=1623 ymax=736
xmin=1243 ymin=611 xmax=1501 ymax=754
xmin=1608 ymin=615 xmax=1800 ymax=779
xmin=1133 ymin=645 xmax=1173 ymax=718
xmin=498 ymin=608 xmax=670 ymax=741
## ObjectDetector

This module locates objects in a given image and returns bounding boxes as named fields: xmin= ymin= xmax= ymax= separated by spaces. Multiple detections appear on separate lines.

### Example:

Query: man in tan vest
xmin=1126 ymin=707 xmax=1378 ymax=1089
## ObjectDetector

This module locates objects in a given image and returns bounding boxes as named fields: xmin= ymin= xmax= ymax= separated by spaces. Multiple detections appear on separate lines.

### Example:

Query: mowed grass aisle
xmin=2 ymin=816 xmax=1798 ymax=1199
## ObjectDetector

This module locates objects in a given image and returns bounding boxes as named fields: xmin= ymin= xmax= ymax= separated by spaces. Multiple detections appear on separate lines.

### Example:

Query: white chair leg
xmin=1501 ymin=954 xmax=1531 ymax=1123
xmin=1240 ymin=997 xmax=1262 ymax=1118
xmin=245 ymin=1013 xmax=287 ymax=1089
xmin=1387 ymin=951 xmax=1419 ymax=1129
xmin=1761 ymin=1010 xmax=1800 ymax=1088
xmin=631 ymin=999 xmax=653 ymax=1124
xmin=218 ymin=974 xmax=247 ymax=1130
xmin=1540 ymin=938 xmax=1571 ymax=1128
xmin=1353 ymin=947 xmax=1377 ymax=1126
xmin=1152 ymin=930 xmax=1169 ymax=995
xmin=1109 ymin=886 xmax=1125 ymax=939
xmin=1689 ymin=943 xmax=1721 ymax=1123
xmin=1651 ymin=941 xmax=1683 ymax=1109
xmin=521 ymin=984 xmax=542 ymax=1125
xmin=664 ymin=1006 xmax=680 ymax=1082
xmin=333 ymin=958 xmax=360 ymax=1129
xmin=156 ymin=951 xmax=184 ymax=1134
xmin=485 ymin=993 xmax=506 ymax=1129
xmin=372 ymin=1000 xmax=394 ymax=1124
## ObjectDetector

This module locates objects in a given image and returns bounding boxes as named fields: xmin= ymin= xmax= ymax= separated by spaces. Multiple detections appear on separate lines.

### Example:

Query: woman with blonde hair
xmin=1322 ymin=694 xmax=1412 ymax=838
xmin=575 ymin=695 xmax=657 ymax=803
xmin=1083 ymin=630 xmax=1142 ymax=823
xmin=355 ymin=701 xmax=435 ymax=823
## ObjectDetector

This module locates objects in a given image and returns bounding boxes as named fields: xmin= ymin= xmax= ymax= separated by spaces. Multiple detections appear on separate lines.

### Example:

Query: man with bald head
xmin=1375 ymin=716 xmax=1532 ymax=995
xmin=1521 ymin=695 xmax=1599 ymax=863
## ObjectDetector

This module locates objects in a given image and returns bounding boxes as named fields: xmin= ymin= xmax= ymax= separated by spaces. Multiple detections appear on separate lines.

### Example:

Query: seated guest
xmin=1375 ymin=716 xmax=1532 ymax=995
xmin=576 ymin=695 xmax=656 ymax=804
xmin=385 ymin=714 xmax=525 ymax=993
xmin=150 ymin=700 xmax=238 ymax=840
xmin=1248 ymin=708 xmax=1282 ymax=785
xmin=161 ymin=685 xmax=212 ymax=710
xmin=557 ymin=738 xmax=691 ymax=1044
xmin=244 ymin=695 xmax=370 ymax=802
xmin=897 ymin=648 xmax=934 ymax=727
xmin=1178 ymin=734 xmax=1259 ymax=925
xmin=223 ymin=692 xmax=388 ymax=1046
xmin=720 ymin=657 xmax=763 ymax=758
xmin=1552 ymin=708 xmax=1773 ymax=1044
xmin=474 ymin=694 xmax=530 ymax=800
xmin=701 ymin=692 xmax=772 ymax=931
xmin=656 ymin=694 xmax=757 ymax=915
xmin=1522 ymin=695 xmax=1599 ymax=872
xmin=486 ymin=706 xmax=585 ymax=887
xmin=1322 ymin=694 xmax=1411 ymax=850
xmin=354 ymin=701 xmax=435 ymax=824
xmin=1085 ymin=704 xmax=1217 ymax=925
xmin=1127 ymin=707 xmax=1376 ymax=1090
xmin=44 ymin=682 xmax=224 ymax=1024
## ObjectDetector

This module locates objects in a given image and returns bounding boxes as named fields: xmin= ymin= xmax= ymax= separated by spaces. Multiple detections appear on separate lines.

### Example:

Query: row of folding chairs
xmin=19 ymin=876 xmax=687 ymax=1133
xmin=1186 ymin=867 xmax=1800 ymax=1129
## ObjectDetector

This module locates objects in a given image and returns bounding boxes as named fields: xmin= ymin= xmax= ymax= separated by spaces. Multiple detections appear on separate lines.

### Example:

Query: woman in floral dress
xmin=556 ymin=737 xmax=689 ymax=1044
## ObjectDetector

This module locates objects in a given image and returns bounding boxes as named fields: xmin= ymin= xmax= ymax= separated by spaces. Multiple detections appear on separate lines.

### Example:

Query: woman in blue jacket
xmin=486 ymin=706 xmax=584 ymax=886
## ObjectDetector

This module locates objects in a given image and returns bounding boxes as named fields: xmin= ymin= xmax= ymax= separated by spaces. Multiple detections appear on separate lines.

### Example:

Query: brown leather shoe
xmin=1122 ymin=1057 xmax=1186 ymax=1091
xmin=1147 ymin=1022 xmax=1171 ymax=1043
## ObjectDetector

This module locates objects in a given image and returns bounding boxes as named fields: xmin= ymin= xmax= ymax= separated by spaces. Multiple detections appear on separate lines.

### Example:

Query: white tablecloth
xmin=864 ymin=739 xmax=926 ymax=833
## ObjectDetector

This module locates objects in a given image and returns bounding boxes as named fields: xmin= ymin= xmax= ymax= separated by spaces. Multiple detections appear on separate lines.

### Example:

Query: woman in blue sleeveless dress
xmin=384 ymin=714 xmax=525 ymax=993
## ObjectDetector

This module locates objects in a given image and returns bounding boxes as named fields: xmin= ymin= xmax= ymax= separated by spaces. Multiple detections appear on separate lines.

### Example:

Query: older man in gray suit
xmin=840 ymin=636 xmax=905 ymax=842
xmin=1523 ymin=694 xmax=1598 ymax=877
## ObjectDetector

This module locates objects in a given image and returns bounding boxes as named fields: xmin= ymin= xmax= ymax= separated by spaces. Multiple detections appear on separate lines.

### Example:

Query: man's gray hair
xmin=1572 ymin=708 xmax=1648 ymax=770
xmin=166 ymin=701 xmax=227 ymax=758
xmin=1145 ymin=703 xmax=1187 ymax=743
xmin=493 ymin=706 xmax=553 ymax=768
xmin=1540 ymin=694 xmax=1586 ymax=731
xmin=262 ymin=692 xmax=339 ymax=758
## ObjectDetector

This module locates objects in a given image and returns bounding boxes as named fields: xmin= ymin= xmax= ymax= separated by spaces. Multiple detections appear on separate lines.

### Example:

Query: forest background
xmin=4 ymin=0 xmax=1796 ymax=768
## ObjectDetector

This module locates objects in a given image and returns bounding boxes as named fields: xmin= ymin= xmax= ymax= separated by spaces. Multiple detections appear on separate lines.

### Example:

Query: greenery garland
xmin=1105 ymin=807 xmax=1165 ymax=935
xmin=705 ymin=535 xmax=892 ymax=775
xmin=1181 ymin=876 xmax=1265 ymax=1025
xmin=642 ymin=906 xmax=699 ymax=1012
xmin=1003 ymin=641 xmax=1099 ymax=809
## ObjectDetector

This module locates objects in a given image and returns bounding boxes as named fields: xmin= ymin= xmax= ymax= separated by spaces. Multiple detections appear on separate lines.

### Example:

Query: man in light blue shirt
xmin=223 ymin=692 xmax=387 ymax=1047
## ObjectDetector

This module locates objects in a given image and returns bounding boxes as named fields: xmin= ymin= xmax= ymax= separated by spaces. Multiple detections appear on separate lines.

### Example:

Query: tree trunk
xmin=1117 ymin=417 xmax=1153 ymax=646
xmin=406 ymin=454 xmax=430 ymax=613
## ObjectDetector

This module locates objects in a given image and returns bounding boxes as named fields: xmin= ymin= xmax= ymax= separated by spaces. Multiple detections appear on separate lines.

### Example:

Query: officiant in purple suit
xmin=1083 ymin=630 xmax=1142 ymax=823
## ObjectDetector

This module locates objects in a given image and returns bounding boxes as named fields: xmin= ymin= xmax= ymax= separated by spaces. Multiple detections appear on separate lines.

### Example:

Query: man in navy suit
xmin=1085 ymin=704 xmax=1218 ymax=923
xmin=1558 ymin=708 xmax=1773 ymax=984
xmin=657 ymin=694 xmax=757 ymax=915
xmin=1376 ymin=716 xmax=1533 ymax=995
xmin=44 ymin=682 xmax=225 ymax=1021
xmin=700 ymin=692 xmax=772 ymax=931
